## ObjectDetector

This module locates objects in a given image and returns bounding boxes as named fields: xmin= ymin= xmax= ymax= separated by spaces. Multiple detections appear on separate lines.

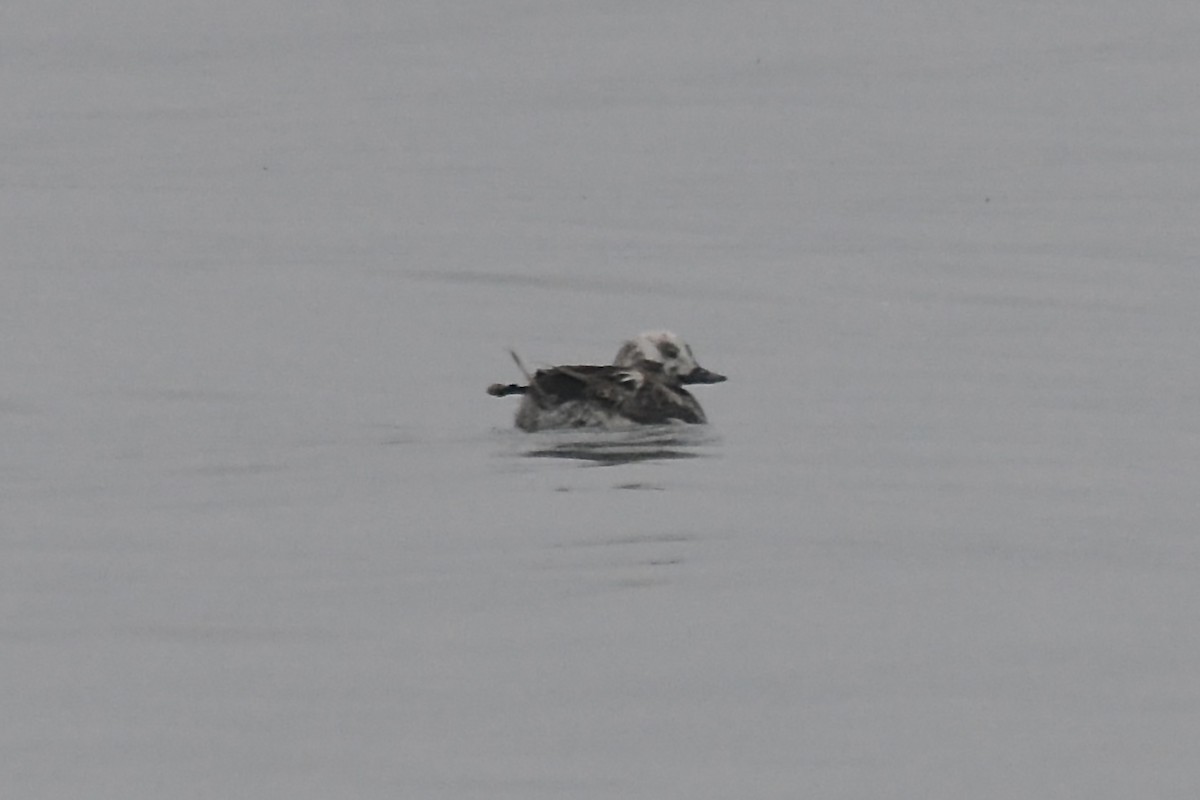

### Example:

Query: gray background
xmin=5 ymin=1 xmax=1200 ymax=797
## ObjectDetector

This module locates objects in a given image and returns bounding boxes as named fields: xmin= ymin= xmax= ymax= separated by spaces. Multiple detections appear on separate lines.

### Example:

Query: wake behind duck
xmin=488 ymin=331 xmax=726 ymax=432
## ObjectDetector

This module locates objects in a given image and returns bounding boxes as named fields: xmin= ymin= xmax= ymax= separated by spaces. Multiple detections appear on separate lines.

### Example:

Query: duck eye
xmin=657 ymin=342 xmax=679 ymax=359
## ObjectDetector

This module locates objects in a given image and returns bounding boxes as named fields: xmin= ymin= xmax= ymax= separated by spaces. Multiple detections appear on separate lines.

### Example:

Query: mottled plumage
xmin=488 ymin=331 xmax=726 ymax=432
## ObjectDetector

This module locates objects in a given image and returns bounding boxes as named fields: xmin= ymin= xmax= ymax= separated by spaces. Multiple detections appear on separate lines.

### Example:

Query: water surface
xmin=5 ymin=1 xmax=1200 ymax=798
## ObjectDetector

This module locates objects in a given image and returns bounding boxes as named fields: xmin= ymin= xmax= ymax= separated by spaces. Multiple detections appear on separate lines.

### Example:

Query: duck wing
xmin=621 ymin=381 xmax=706 ymax=424
xmin=529 ymin=365 xmax=611 ymax=398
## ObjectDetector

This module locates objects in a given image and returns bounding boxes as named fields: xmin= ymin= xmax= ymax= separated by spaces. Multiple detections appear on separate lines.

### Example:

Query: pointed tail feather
xmin=487 ymin=348 xmax=539 ymax=400
xmin=487 ymin=383 xmax=527 ymax=396
xmin=508 ymin=349 xmax=534 ymax=383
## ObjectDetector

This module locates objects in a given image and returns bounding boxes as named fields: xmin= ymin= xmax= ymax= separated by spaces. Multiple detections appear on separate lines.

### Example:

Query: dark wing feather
xmin=528 ymin=365 xmax=621 ymax=407
xmin=622 ymin=381 xmax=705 ymax=424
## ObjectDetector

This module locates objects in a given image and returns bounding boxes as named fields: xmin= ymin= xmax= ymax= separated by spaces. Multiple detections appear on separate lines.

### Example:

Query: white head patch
xmin=613 ymin=330 xmax=700 ymax=380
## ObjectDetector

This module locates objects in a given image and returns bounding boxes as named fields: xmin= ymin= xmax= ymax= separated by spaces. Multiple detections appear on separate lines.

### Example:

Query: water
xmin=5 ymin=1 xmax=1200 ymax=797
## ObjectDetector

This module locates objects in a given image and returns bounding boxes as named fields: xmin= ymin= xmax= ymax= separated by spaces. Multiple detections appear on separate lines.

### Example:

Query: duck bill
xmin=682 ymin=366 xmax=727 ymax=384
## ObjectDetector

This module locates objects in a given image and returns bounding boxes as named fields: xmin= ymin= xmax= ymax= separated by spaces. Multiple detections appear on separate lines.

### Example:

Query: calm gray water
xmin=5 ymin=2 xmax=1200 ymax=797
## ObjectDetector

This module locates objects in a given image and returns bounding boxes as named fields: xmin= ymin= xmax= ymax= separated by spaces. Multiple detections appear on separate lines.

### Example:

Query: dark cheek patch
xmin=658 ymin=341 xmax=680 ymax=359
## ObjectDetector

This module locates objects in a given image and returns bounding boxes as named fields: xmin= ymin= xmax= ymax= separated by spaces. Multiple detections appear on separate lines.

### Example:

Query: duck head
xmin=613 ymin=330 xmax=727 ymax=386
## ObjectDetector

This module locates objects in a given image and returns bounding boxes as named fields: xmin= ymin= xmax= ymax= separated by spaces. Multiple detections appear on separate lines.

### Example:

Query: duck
xmin=488 ymin=330 xmax=726 ymax=432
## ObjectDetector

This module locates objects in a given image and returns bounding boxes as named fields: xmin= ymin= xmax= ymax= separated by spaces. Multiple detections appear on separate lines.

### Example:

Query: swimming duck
xmin=488 ymin=330 xmax=726 ymax=432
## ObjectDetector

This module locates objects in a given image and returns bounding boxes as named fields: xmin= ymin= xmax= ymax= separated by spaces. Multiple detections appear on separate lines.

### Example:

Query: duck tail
xmin=486 ymin=348 xmax=538 ymax=399
xmin=487 ymin=383 xmax=527 ymax=397
xmin=508 ymin=349 xmax=535 ymax=384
